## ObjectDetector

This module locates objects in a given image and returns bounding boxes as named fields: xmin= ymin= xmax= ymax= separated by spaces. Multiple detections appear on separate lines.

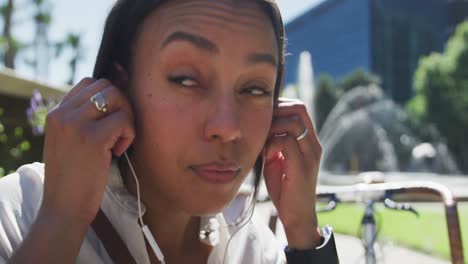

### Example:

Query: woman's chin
xmin=181 ymin=177 xmax=245 ymax=215
xmin=180 ymin=190 xmax=238 ymax=216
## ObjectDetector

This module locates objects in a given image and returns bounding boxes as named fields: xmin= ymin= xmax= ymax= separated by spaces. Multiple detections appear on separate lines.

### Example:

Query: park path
xmin=334 ymin=234 xmax=449 ymax=264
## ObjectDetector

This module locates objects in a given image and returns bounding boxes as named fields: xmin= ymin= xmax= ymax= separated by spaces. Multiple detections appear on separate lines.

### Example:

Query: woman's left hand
xmin=263 ymin=98 xmax=322 ymax=250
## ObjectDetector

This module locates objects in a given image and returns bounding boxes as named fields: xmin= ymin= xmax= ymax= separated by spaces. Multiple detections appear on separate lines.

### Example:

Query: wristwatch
xmin=284 ymin=225 xmax=339 ymax=264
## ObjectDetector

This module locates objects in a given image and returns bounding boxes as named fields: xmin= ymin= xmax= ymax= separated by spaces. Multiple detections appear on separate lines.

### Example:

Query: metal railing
xmin=315 ymin=182 xmax=465 ymax=264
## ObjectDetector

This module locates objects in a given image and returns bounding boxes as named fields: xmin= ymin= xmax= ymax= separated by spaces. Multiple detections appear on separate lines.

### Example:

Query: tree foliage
xmin=407 ymin=22 xmax=468 ymax=173
xmin=339 ymin=68 xmax=381 ymax=93
xmin=0 ymin=0 xmax=82 ymax=81
xmin=1 ymin=0 xmax=17 ymax=68
xmin=314 ymin=74 xmax=340 ymax=132
xmin=64 ymin=32 xmax=83 ymax=85
xmin=314 ymin=69 xmax=380 ymax=132
xmin=0 ymin=107 xmax=31 ymax=178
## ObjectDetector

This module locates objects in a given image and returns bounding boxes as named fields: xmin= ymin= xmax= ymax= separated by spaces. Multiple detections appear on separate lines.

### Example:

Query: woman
xmin=0 ymin=0 xmax=338 ymax=263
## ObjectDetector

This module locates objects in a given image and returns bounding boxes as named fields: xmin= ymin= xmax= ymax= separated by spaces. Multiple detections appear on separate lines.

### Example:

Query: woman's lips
xmin=190 ymin=163 xmax=240 ymax=184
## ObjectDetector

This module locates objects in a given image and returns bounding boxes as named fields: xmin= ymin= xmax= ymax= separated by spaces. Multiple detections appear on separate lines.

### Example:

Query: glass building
xmin=285 ymin=0 xmax=462 ymax=103
xmin=448 ymin=0 xmax=468 ymax=35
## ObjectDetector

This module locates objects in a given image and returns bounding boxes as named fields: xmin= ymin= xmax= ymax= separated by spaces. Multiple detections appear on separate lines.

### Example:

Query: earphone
xmin=123 ymin=150 xmax=266 ymax=264
xmin=124 ymin=152 xmax=165 ymax=264
xmin=221 ymin=151 xmax=266 ymax=264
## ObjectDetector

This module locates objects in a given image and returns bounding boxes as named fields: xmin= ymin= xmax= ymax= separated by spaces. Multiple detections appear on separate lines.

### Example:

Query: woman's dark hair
xmin=93 ymin=0 xmax=286 ymax=200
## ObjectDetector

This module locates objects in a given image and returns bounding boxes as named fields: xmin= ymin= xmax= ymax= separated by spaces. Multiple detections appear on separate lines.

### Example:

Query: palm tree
xmin=32 ymin=0 xmax=52 ymax=78
xmin=1 ymin=0 xmax=16 ymax=69
xmin=55 ymin=32 xmax=83 ymax=85
xmin=66 ymin=33 xmax=81 ymax=85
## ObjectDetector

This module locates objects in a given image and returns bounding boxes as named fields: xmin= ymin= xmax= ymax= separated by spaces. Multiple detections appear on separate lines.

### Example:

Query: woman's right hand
xmin=40 ymin=77 xmax=135 ymax=226
xmin=9 ymin=78 xmax=135 ymax=263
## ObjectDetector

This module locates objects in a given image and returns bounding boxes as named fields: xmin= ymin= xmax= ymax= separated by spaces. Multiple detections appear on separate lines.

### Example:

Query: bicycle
xmin=314 ymin=181 xmax=465 ymax=264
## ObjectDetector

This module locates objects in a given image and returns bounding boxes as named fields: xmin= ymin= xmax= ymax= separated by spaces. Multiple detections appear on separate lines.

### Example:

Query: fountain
xmin=317 ymin=85 xmax=460 ymax=174
xmin=297 ymin=51 xmax=316 ymax=124
xmin=249 ymin=51 xmax=464 ymax=201
xmin=282 ymin=51 xmax=316 ymax=122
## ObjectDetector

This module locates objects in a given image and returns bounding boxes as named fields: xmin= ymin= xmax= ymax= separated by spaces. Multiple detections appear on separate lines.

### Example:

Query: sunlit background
xmin=7 ymin=0 xmax=323 ymax=86
xmin=0 ymin=0 xmax=467 ymax=263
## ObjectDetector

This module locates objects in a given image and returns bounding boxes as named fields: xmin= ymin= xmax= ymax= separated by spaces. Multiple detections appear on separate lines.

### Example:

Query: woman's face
xmin=129 ymin=0 xmax=278 ymax=215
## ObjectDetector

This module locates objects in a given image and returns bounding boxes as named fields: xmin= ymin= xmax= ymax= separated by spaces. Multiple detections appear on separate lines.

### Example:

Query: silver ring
xmin=90 ymin=92 xmax=108 ymax=113
xmin=296 ymin=128 xmax=309 ymax=141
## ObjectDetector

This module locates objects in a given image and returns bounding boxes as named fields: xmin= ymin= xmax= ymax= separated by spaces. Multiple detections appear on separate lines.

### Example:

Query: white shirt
xmin=0 ymin=162 xmax=286 ymax=264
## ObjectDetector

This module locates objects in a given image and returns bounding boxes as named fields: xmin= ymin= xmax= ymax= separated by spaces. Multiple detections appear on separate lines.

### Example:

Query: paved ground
xmin=254 ymin=201 xmax=451 ymax=264
xmin=334 ymin=234 xmax=449 ymax=264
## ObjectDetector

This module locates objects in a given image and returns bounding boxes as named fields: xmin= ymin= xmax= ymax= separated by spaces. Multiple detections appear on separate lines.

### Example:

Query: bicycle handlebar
xmin=316 ymin=181 xmax=464 ymax=264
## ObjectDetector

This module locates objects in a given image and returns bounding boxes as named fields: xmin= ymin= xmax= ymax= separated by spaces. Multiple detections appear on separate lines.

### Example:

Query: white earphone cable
xmin=222 ymin=151 xmax=266 ymax=264
xmin=123 ymin=151 xmax=266 ymax=264
xmin=124 ymin=152 xmax=166 ymax=264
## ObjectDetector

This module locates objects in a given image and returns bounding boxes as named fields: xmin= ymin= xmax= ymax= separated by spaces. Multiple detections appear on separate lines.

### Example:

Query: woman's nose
xmin=204 ymin=97 xmax=241 ymax=143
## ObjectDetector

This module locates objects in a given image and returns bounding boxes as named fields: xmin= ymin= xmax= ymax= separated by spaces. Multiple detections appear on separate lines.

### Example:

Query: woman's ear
xmin=112 ymin=62 xmax=130 ymax=89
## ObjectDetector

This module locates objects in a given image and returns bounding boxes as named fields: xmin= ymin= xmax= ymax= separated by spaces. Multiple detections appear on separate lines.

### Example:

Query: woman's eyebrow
xmin=248 ymin=53 xmax=277 ymax=68
xmin=161 ymin=31 xmax=277 ymax=67
xmin=161 ymin=31 xmax=219 ymax=54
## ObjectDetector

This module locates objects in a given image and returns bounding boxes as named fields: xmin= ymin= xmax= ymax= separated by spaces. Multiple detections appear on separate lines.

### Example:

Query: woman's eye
xmin=168 ymin=76 xmax=198 ymax=87
xmin=244 ymin=86 xmax=272 ymax=97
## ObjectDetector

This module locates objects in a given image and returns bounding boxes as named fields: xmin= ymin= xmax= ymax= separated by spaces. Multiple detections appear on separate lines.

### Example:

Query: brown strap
xmin=91 ymin=209 xmax=137 ymax=264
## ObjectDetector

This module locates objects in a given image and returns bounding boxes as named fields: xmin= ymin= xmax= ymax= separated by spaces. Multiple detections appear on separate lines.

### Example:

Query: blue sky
xmin=13 ymin=0 xmax=323 ymax=87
